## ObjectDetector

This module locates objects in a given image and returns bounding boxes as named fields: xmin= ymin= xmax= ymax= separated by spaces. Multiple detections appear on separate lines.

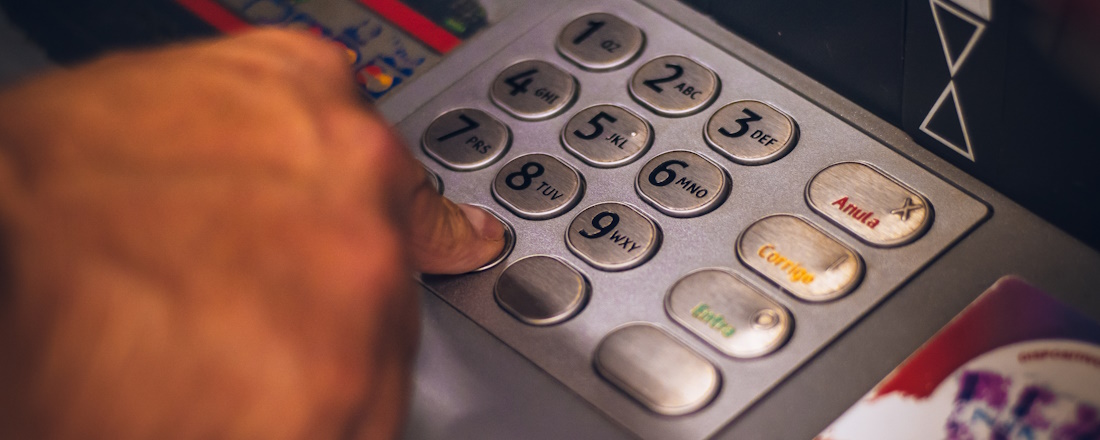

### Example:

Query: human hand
xmin=0 ymin=29 xmax=504 ymax=439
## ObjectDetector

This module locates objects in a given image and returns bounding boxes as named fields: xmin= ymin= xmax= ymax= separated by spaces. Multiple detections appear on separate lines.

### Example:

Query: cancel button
xmin=806 ymin=162 xmax=933 ymax=247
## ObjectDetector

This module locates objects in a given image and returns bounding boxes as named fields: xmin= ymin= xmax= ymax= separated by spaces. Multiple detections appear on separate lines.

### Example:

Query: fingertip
xmin=457 ymin=204 xmax=506 ymax=243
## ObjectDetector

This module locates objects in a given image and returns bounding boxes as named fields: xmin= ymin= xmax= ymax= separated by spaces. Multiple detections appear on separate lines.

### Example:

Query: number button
xmin=705 ymin=100 xmax=799 ymax=165
xmin=556 ymin=13 xmax=645 ymax=71
xmin=491 ymin=60 xmax=577 ymax=120
xmin=629 ymin=55 xmax=719 ymax=117
xmin=566 ymin=202 xmax=660 ymax=271
xmin=636 ymin=150 xmax=730 ymax=218
xmin=492 ymin=154 xmax=585 ymax=220
xmin=562 ymin=105 xmax=653 ymax=168
xmin=422 ymin=108 xmax=511 ymax=171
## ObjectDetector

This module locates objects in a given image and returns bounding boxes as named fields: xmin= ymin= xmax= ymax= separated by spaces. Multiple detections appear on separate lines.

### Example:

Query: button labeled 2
xmin=629 ymin=55 xmax=719 ymax=117
xmin=636 ymin=150 xmax=730 ymax=217
xmin=492 ymin=153 xmax=585 ymax=220
xmin=491 ymin=60 xmax=577 ymax=120
xmin=566 ymin=202 xmax=660 ymax=271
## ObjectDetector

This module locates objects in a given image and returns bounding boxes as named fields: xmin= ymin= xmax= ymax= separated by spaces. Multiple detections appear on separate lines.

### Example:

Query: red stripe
xmin=356 ymin=0 xmax=461 ymax=54
xmin=175 ymin=0 xmax=252 ymax=34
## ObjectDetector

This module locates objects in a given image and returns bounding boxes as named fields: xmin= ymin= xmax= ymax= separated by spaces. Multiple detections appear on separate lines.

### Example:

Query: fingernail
xmin=458 ymin=204 xmax=506 ymax=241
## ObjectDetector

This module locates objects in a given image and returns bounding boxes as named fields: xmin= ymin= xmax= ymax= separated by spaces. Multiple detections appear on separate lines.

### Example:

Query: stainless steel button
xmin=806 ymin=162 xmax=933 ymax=247
xmin=491 ymin=60 xmax=577 ymax=120
xmin=495 ymin=255 xmax=590 ymax=325
xmin=595 ymin=323 xmax=720 ymax=415
xmin=666 ymin=269 xmax=791 ymax=358
xmin=561 ymin=104 xmax=653 ymax=168
xmin=737 ymin=215 xmax=863 ymax=302
xmin=566 ymin=202 xmax=660 ymax=271
xmin=705 ymin=100 xmax=798 ymax=165
xmin=636 ymin=150 xmax=730 ymax=217
xmin=556 ymin=13 xmax=645 ymax=71
xmin=421 ymin=165 xmax=443 ymax=194
xmin=422 ymin=108 xmax=511 ymax=171
xmin=629 ymin=55 xmax=719 ymax=117
xmin=492 ymin=153 xmax=585 ymax=220
xmin=471 ymin=207 xmax=516 ymax=272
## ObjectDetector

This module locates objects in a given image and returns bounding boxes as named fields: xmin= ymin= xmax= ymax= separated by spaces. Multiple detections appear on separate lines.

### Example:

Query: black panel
xmin=683 ymin=0 xmax=907 ymax=124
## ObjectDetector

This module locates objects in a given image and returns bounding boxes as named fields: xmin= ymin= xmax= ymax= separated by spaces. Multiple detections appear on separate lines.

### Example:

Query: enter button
xmin=806 ymin=162 xmax=933 ymax=247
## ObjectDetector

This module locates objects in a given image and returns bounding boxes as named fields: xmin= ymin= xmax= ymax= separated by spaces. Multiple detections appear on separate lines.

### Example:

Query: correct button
xmin=806 ymin=162 xmax=933 ymax=247
xmin=495 ymin=255 xmax=590 ymax=325
xmin=492 ymin=153 xmax=585 ymax=220
xmin=737 ymin=215 xmax=863 ymax=302
xmin=705 ymin=100 xmax=798 ymax=165
xmin=636 ymin=150 xmax=730 ymax=217
xmin=666 ymin=269 xmax=791 ymax=358
xmin=566 ymin=202 xmax=660 ymax=271
xmin=557 ymin=13 xmax=645 ymax=71
xmin=491 ymin=60 xmax=577 ymax=120
xmin=629 ymin=55 xmax=719 ymax=117
xmin=595 ymin=323 xmax=720 ymax=415
xmin=422 ymin=108 xmax=511 ymax=171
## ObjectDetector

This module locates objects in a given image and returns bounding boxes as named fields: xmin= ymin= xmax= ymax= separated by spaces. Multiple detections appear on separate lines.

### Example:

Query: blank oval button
xmin=737 ymin=215 xmax=863 ymax=302
xmin=595 ymin=323 xmax=720 ymax=415
xmin=806 ymin=162 xmax=933 ymax=247
xmin=495 ymin=256 xmax=590 ymax=325
xmin=666 ymin=269 xmax=791 ymax=358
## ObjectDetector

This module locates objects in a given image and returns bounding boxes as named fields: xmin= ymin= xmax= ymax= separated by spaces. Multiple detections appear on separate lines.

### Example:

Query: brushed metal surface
xmin=422 ymin=108 xmax=511 ymax=171
xmin=635 ymin=150 xmax=730 ymax=218
xmin=594 ymin=323 xmax=720 ymax=416
xmin=491 ymin=59 xmax=578 ymax=120
xmin=566 ymin=202 xmax=661 ymax=271
xmin=807 ymin=162 xmax=933 ymax=247
xmin=557 ymin=12 xmax=646 ymax=71
xmin=562 ymin=104 xmax=653 ymax=167
xmin=629 ymin=55 xmax=719 ymax=117
xmin=492 ymin=153 xmax=585 ymax=219
xmin=495 ymin=255 xmax=591 ymax=325
xmin=665 ymin=269 xmax=791 ymax=358
xmin=705 ymin=100 xmax=799 ymax=165
xmin=737 ymin=215 xmax=864 ymax=302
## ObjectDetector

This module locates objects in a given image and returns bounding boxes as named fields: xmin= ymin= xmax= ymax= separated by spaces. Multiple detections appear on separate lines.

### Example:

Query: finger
xmin=403 ymin=174 xmax=506 ymax=274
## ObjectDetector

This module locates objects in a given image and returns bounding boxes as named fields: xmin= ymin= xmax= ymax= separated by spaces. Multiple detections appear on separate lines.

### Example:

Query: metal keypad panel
xmin=492 ymin=153 xmax=585 ymax=219
xmin=399 ymin=1 xmax=988 ymax=438
xmin=491 ymin=59 xmax=578 ymax=120
xmin=705 ymin=100 xmax=799 ymax=165
xmin=562 ymin=104 xmax=654 ymax=167
xmin=629 ymin=55 xmax=720 ymax=117
xmin=557 ymin=13 xmax=646 ymax=71
xmin=636 ymin=150 xmax=730 ymax=217
xmin=422 ymin=108 xmax=511 ymax=170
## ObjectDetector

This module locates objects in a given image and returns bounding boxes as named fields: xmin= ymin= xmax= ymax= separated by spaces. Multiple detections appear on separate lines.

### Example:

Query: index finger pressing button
xmin=705 ymin=100 xmax=798 ymax=165
xmin=422 ymin=108 xmax=511 ymax=171
xmin=495 ymin=255 xmax=590 ymax=326
xmin=566 ymin=202 xmax=660 ymax=271
xmin=636 ymin=150 xmax=730 ymax=218
xmin=491 ymin=60 xmax=578 ymax=120
xmin=629 ymin=55 xmax=719 ymax=117
xmin=492 ymin=153 xmax=585 ymax=220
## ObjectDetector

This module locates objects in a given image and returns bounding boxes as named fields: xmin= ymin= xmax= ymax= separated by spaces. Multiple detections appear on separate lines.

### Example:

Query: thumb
xmin=404 ymin=180 xmax=508 ymax=274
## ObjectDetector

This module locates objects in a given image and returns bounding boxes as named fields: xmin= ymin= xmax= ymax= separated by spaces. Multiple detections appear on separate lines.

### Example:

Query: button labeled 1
xmin=422 ymin=108 xmax=511 ymax=171
xmin=706 ymin=100 xmax=798 ymax=165
xmin=557 ymin=13 xmax=645 ymax=71
xmin=629 ymin=55 xmax=719 ymax=117
xmin=636 ymin=150 xmax=730 ymax=217
xmin=492 ymin=153 xmax=584 ymax=220
xmin=737 ymin=215 xmax=863 ymax=302
xmin=566 ymin=202 xmax=660 ymax=271
xmin=491 ymin=60 xmax=577 ymax=120
xmin=562 ymin=104 xmax=653 ymax=168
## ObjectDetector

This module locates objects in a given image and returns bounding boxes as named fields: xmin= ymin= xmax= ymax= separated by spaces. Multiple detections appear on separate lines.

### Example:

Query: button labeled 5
xmin=562 ymin=104 xmax=652 ymax=168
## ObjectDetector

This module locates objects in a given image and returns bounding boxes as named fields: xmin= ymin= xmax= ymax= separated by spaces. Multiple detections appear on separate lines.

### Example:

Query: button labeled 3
xmin=492 ymin=154 xmax=584 ymax=220
xmin=595 ymin=323 xmax=720 ymax=415
xmin=567 ymin=202 xmax=660 ymax=271
xmin=495 ymin=255 xmax=590 ymax=325
xmin=666 ymin=269 xmax=791 ymax=358
xmin=737 ymin=215 xmax=863 ymax=302
xmin=636 ymin=150 xmax=730 ymax=217
xmin=706 ymin=100 xmax=798 ymax=165
xmin=422 ymin=108 xmax=511 ymax=171
xmin=491 ymin=60 xmax=577 ymax=120
xmin=562 ymin=104 xmax=653 ymax=167
xmin=557 ymin=13 xmax=645 ymax=71
xmin=629 ymin=55 xmax=719 ymax=117
xmin=806 ymin=162 xmax=933 ymax=247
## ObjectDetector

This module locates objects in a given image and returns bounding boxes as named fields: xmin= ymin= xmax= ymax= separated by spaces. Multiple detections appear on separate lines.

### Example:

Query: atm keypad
xmin=403 ymin=4 xmax=987 ymax=438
